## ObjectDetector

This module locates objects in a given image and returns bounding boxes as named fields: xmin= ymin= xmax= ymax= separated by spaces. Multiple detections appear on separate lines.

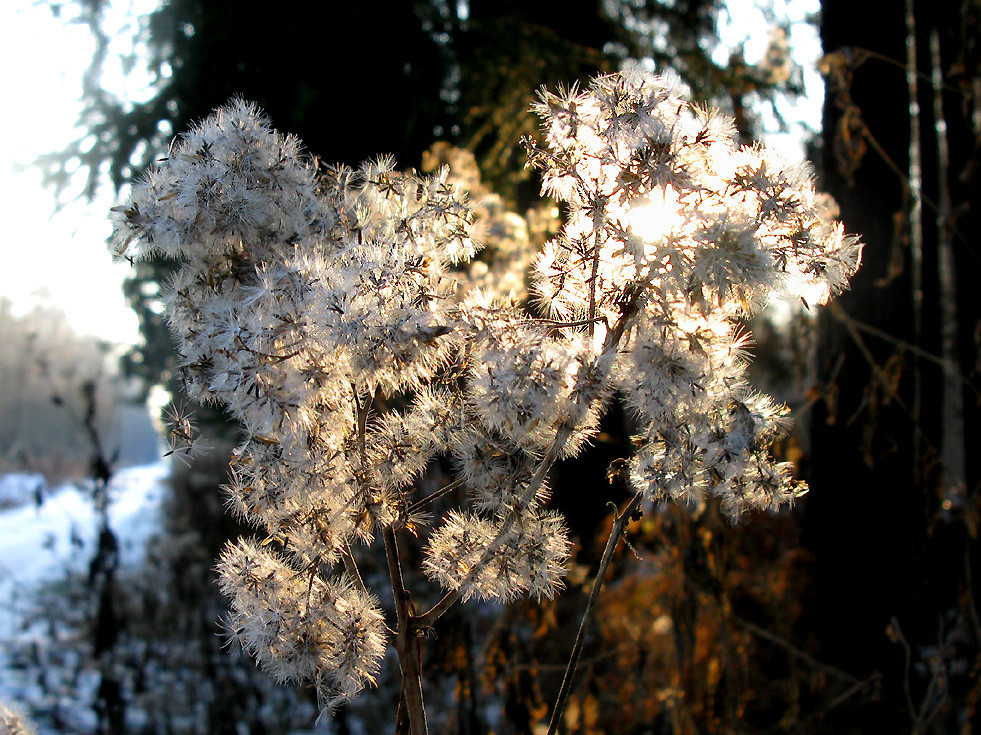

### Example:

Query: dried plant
xmin=110 ymin=69 xmax=861 ymax=733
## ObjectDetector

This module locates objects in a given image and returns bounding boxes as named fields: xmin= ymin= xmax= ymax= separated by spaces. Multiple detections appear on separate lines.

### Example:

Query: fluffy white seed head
xmin=423 ymin=507 xmax=571 ymax=603
xmin=217 ymin=539 xmax=386 ymax=709
xmin=110 ymin=70 xmax=861 ymax=716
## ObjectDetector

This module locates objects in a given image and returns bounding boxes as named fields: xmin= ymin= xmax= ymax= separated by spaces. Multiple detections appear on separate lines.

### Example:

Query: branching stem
xmin=354 ymin=385 xmax=427 ymax=733
xmin=413 ymin=436 xmax=566 ymax=631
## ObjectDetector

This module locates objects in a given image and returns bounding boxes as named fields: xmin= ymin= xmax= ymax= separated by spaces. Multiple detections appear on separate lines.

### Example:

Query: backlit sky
xmin=0 ymin=0 xmax=820 ymax=348
xmin=0 ymin=1 xmax=151 ymax=346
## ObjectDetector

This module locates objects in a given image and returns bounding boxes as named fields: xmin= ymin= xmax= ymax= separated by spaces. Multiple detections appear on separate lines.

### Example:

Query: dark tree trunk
xmin=805 ymin=0 xmax=980 ymax=731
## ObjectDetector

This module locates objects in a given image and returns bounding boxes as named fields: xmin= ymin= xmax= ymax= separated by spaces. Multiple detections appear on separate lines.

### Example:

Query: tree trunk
xmin=806 ymin=0 xmax=980 ymax=730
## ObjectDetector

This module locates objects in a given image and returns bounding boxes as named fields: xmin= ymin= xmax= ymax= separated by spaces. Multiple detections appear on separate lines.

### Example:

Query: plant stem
xmin=356 ymin=381 xmax=427 ymax=734
xmin=407 ymin=478 xmax=463 ymax=515
xmin=587 ymin=218 xmax=604 ymax=339
xmin=385 ymin=525 xmax=428 ymax=735
xmin=546 ymin=492 xmax=642 ymax=735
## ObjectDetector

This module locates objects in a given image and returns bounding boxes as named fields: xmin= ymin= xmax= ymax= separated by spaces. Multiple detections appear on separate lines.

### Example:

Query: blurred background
xmin=0 ymin=1 xmax=978 ymax=733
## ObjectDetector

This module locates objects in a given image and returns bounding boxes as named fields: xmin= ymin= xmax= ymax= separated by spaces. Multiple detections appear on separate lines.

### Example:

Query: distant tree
xmin=0 ymin=298 xmax=120 ymax=480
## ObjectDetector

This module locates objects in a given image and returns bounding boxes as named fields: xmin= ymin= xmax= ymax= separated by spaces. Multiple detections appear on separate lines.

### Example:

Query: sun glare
xmin=626 ymin=188 xmax=685 ymax=244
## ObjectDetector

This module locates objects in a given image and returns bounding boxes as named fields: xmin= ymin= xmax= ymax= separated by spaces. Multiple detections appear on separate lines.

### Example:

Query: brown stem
xmin=587 ymin=217 xmax=604 ymax=339
xmin=546 ymin=492 xmax=643 ymax=735
xmin=385 ymin=526 xmax=428 ymax=735
xmin=413 ymin=588 xmax=459 ymax=632
xmin=353 ymin=385 xmax=370 ymax=466
xmin=353 ymin=384 xmax=426 ymax=733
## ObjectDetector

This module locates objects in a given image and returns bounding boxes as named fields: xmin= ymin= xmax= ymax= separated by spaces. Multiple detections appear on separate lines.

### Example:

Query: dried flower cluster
xmin=111 ymin=70 xmax=860 ymax=713
xmin=526 ymin=71 xmax=860 ymax=516
xmin=0 ymin=702 xmax=37 ymax=735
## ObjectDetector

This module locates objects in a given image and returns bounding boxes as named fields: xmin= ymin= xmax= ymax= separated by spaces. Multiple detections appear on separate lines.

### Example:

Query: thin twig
xmin=546 ymin=492 xmax=643 ymax=735
xmin=339 ymin=545 xmax=367 ymax=596
xmin=851 ymin=46 xmax=967 ymax=96
xmin=407 ymin=478 xmax=464 ymax=515
xmin=830 ymin=303 xmax=976 ymax=385
xmin=587 ymin=218 xmax=604 ymax=339
xmin=890 ymin=616 xmax=919 ymax=722
xmin=728 ymin=613 xmax=861 ymax=686
xmin=535 ymin=316 xmax=607 ymax=331
xmin=788 ymin=672 xmax=881 ymax=734
xmin=831 ymin=302 xmax=938 ymax=456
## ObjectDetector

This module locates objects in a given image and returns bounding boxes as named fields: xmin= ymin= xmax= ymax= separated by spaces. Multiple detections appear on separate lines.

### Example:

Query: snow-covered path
xmin=0 ymin=463 xmax=169 ymax=614
xmin=0 ymin=463 xmax=170 ymax=725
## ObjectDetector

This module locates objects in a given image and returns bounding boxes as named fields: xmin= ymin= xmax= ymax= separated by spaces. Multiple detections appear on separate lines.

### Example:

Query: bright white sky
xmin=0 ymin=1 xmax=150 ymax=346
xmin=0 ymin=0 xmax=821 ymax=348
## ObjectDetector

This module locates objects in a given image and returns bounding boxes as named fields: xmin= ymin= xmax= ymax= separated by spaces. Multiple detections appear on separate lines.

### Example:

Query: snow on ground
xmin=0 ymin=473 xmax=47 ymax=509
xmin=0 ymin=463 xmax=169 ymax=616
xmin=0 ymin=462 xmax=170 ymax=726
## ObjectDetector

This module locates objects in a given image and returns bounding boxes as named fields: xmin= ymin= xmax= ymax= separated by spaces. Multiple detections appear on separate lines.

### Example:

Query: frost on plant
xmin=111 ymin=73 xmax=860 ymax=712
